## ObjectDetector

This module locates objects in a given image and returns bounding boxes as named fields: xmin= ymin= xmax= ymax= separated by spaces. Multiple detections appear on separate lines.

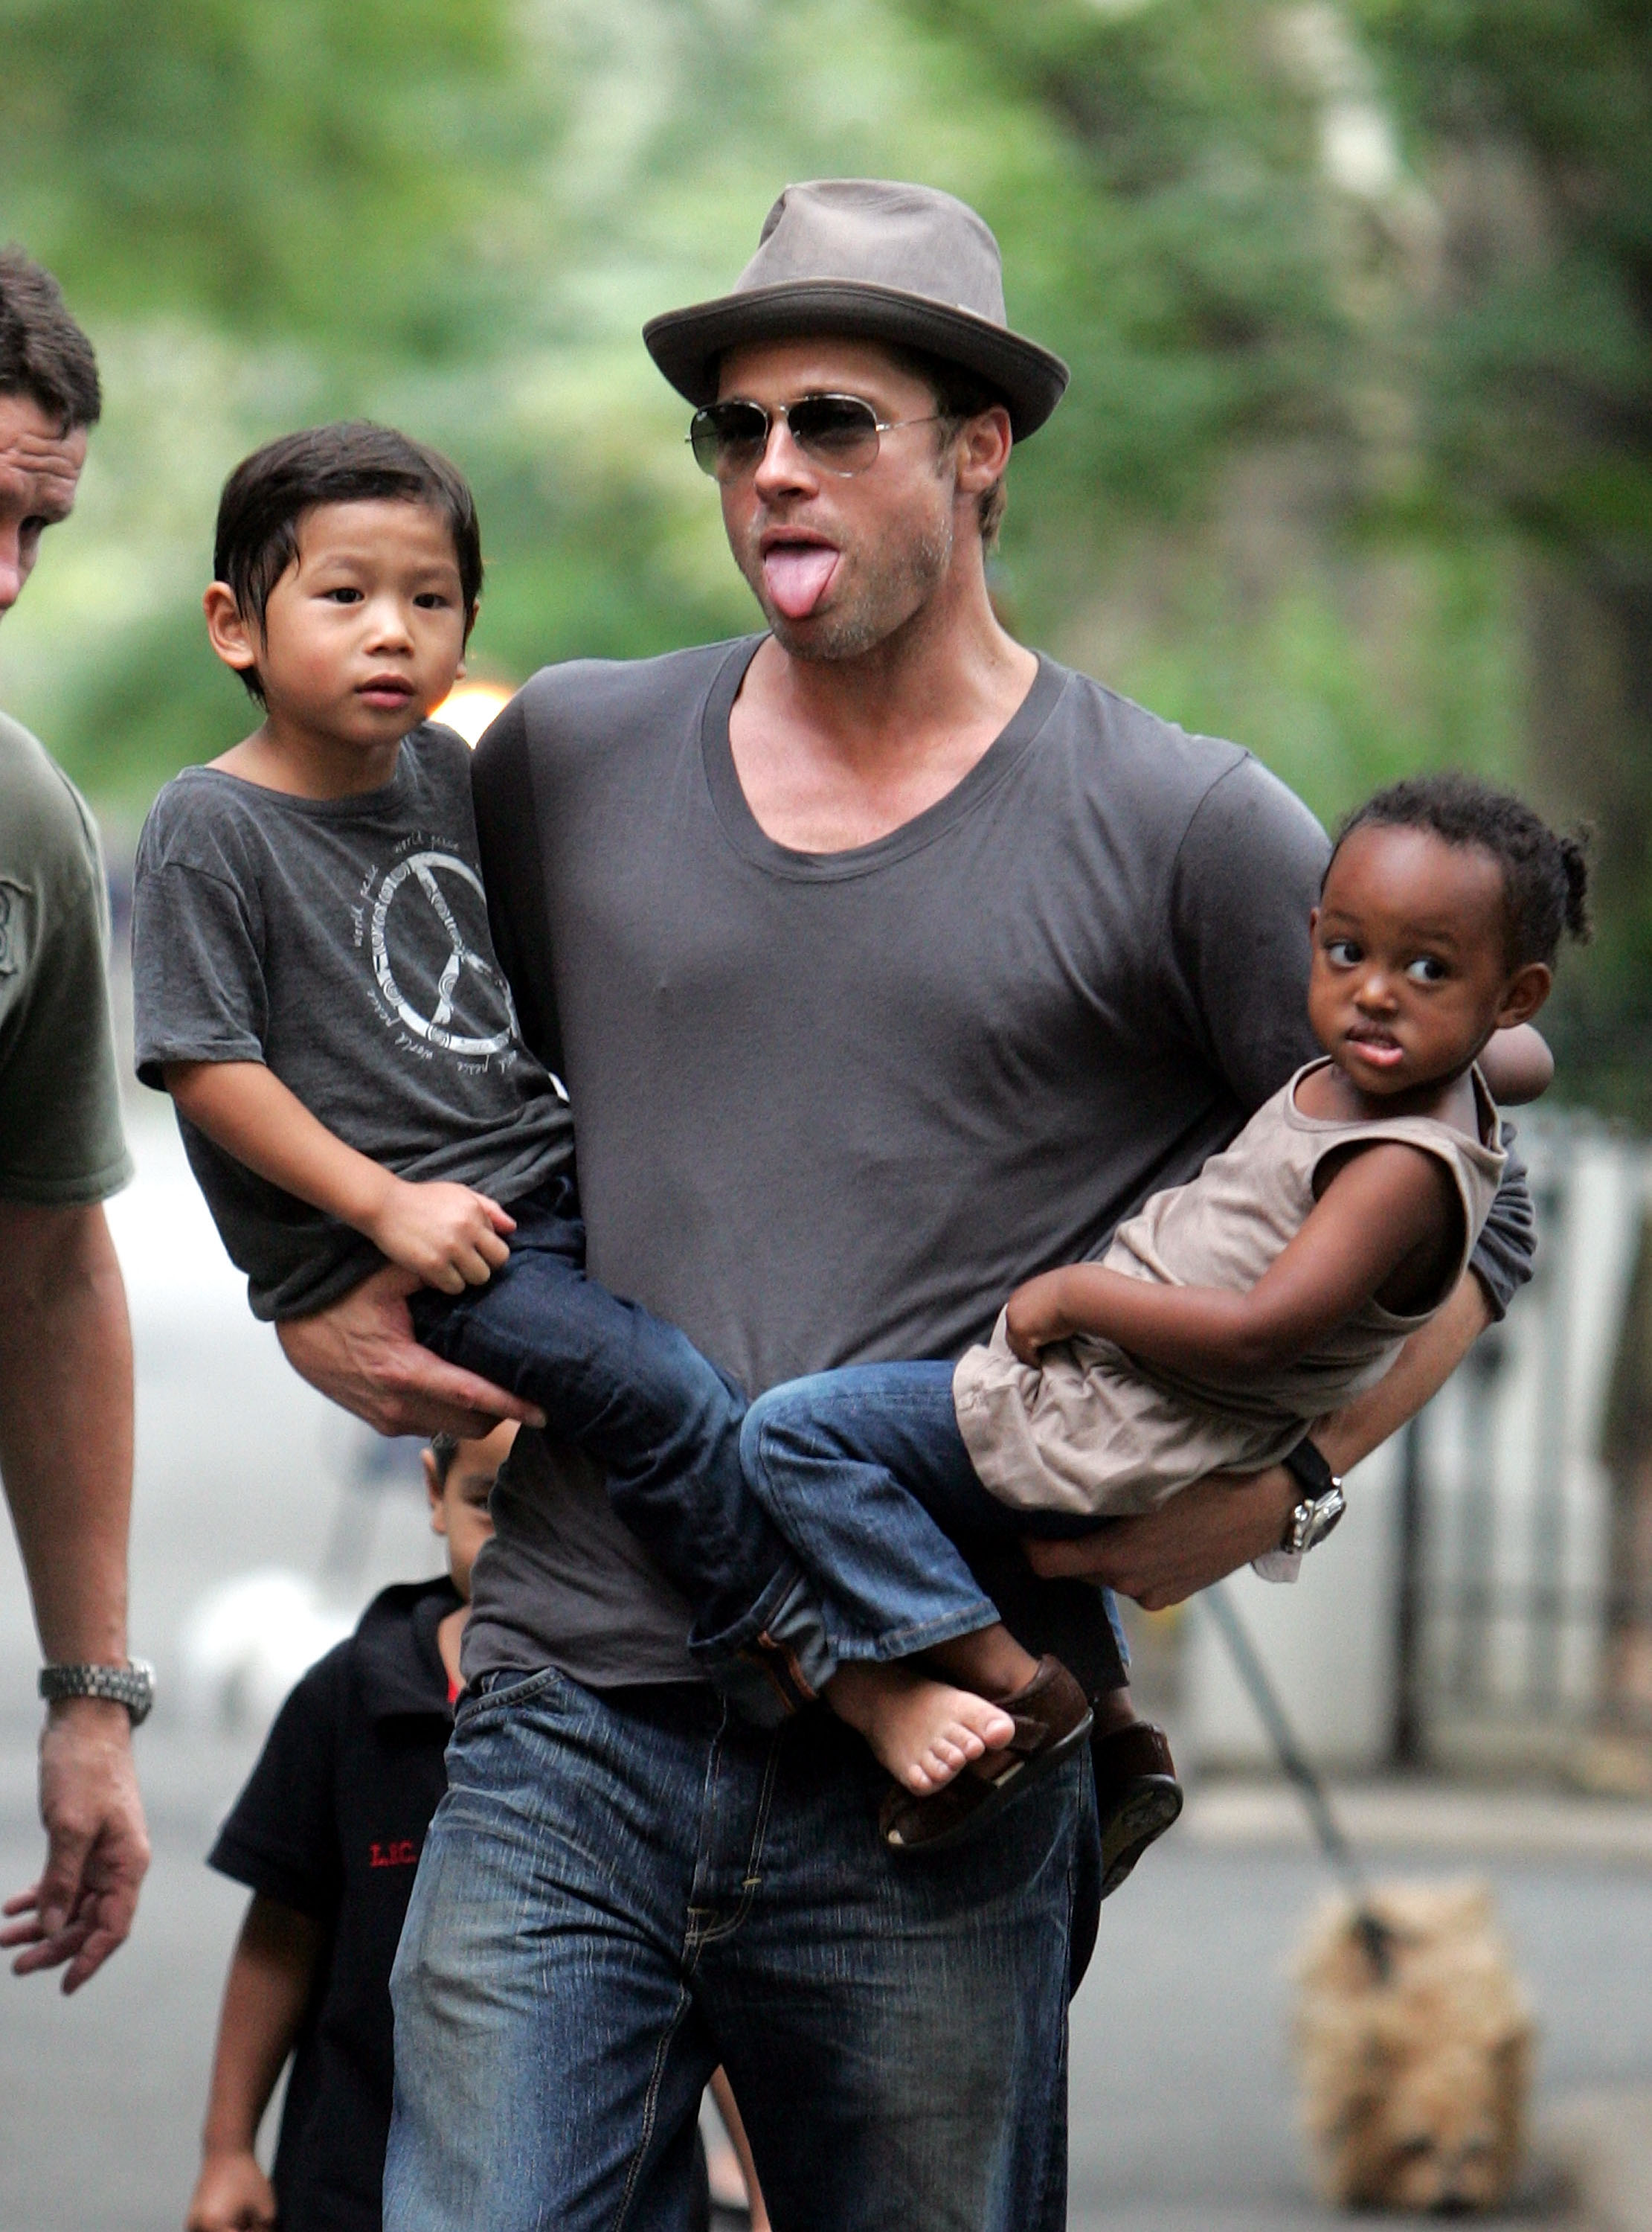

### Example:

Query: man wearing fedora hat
xmin=279 ymin=179 xmax=1533 ymax=2230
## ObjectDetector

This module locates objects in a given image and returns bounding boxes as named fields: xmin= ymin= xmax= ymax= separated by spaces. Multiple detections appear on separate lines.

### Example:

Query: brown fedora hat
xmin=643 ymin=179 xmax=1070 ymax=440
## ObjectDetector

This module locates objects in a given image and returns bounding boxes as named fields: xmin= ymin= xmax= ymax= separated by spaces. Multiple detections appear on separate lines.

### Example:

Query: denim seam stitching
xmin=610 ymin=1978 xmax=696 ymax=2232
xmin=682 ymin=1716 xmax=782 ymax=1950
xmin=451 ymin=1662 xmax=564 ymax=1731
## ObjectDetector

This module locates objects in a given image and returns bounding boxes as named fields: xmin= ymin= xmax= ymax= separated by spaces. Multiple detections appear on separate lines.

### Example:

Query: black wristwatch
xmin=1279 ymin=1440 xmax=1346 ymax=1557
xmin=39 ymin=1659 xmax=155 ymax=1726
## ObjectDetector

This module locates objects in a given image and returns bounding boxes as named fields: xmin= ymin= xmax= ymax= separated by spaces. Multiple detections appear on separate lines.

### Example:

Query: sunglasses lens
xmin=788 ymin=395 xmax=881 ymax=471
xmin=690 ymin=402 xmax=768 ymax=480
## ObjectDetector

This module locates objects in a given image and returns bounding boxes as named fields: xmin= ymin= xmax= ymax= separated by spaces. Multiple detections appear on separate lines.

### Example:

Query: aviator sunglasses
xmin=688 ymin=393 xmax=940 ymax=483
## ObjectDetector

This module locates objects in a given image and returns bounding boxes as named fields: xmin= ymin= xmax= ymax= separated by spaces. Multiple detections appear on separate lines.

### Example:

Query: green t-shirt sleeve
xmin=0 ymin=716 xmax=133 ymax=1205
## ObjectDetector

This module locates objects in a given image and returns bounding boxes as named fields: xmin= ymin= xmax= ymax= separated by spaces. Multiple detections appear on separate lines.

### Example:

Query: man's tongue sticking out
xmin=763 ymin=540 xmax=839 ymax=620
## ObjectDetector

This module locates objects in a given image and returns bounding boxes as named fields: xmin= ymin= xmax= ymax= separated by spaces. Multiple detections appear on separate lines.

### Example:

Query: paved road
xmin=4 ymin=1731 xmax=1650 ymax=2231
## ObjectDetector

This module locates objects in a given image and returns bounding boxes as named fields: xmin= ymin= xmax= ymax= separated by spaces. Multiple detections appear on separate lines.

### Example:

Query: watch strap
xmin=39 ymin=1659 xmax=155 ymax=1725
xmin=1282 ymin=1437 xmax=1341 ymax=1501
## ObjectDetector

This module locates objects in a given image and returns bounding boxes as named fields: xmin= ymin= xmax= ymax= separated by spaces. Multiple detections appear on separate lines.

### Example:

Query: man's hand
xmin=1023 ymin=1465 xmax=1298 ymax=1611
xmin=276 ymin=1262 xmax=544 ymax=1439
xmin=1 ymin=1697 xmax=149 ymax=1992
xmin=364 ymin=1178 xmax=514 ymax=1294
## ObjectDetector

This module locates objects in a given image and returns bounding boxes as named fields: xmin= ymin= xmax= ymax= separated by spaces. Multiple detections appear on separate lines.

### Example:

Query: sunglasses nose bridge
xmin=751 ymin=405 xmax=820 ymax=487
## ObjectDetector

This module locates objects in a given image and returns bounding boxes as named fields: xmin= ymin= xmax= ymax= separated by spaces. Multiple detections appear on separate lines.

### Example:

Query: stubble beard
xmin=742 ymin=509 xmax=956 ymax=665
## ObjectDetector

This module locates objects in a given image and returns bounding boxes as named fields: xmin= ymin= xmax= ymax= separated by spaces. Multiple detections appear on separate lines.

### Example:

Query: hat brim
xmin=643 ymin=280 xmax=1069 ymax=441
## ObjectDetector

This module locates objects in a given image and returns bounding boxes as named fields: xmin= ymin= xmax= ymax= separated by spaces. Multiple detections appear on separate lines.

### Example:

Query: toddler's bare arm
xmin=186 ymin=1895 xmax=321 ymax=2232
xmin=1005 ymin=1141 xmax=1458 ymax=1379
xmin=1026 ymin=1270 xmax=1492 ymax=1606
xmin=164 ymin=1059 xmax=513 ymax=1293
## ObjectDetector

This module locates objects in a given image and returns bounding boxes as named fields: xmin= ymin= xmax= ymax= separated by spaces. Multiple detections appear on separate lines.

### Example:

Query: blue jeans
xmin=739 ymin=1362 xmax=1117 ymax=1666
xmin=411 ymin=1178 xmax=800 ymax=1667
xmin=385 ymin=1669 xmax=1091 ymax=2231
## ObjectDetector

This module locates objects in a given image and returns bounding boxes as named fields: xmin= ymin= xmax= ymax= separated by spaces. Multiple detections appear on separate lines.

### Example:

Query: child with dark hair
xmin=731 ymin=774 xmax=1587 ymax=1851
xmin=131 ymin=420 xmax=779 ymax=1719
xmin=186 ymin=1423 xmax=510 ymax=2232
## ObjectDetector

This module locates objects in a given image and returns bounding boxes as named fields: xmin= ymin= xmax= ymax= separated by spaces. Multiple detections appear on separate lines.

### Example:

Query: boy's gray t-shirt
xmin=132 ymin=724 xmax=573 ymax=1320
xmin=461 ymin=639 xmax=1535 ymax=1693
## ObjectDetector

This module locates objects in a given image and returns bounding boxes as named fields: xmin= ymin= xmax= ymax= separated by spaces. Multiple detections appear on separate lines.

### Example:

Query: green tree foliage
xmin=0 ymin=0 xmax=524 ymax=352
xmin=1 ymin=0 xmax=1645 ymax=1105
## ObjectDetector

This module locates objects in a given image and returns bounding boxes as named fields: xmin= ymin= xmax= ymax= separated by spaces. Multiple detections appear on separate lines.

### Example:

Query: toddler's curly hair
xmin=1331 ymin=773 xmax=1591 ymax=972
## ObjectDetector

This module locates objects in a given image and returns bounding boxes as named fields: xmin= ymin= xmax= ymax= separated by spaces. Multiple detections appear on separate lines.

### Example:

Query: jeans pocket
xmin=454 ymin=1662 xmax=568 ymax=1731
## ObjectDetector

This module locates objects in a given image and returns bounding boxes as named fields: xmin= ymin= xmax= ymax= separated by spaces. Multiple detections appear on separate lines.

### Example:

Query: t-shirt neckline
xmin=698 ymin=634 xmax=1070 ymax=881
xmin=177 ymin=733 xmax=428 ymax=822
xmin=1285 ymin=1055 xmax=1500 ymax=1155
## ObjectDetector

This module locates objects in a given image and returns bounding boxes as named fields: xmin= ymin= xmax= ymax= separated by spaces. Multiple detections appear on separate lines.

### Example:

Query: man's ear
xmin=202 ymin=582 xmax=262 ymax=677
xmin=954 ymin=405 xmax=1012 ymax=497
xmin=1497 ymin=961 xmax=1553 ymax=1028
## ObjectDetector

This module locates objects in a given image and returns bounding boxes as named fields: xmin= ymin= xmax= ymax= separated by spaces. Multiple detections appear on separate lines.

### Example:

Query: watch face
xmin=1305 ymin=1485 xmax=1348 ymax=1550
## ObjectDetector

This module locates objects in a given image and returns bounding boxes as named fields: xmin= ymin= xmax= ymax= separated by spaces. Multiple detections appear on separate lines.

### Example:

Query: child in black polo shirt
xmin=185 ymin=1423 xmax=508 ymax=2232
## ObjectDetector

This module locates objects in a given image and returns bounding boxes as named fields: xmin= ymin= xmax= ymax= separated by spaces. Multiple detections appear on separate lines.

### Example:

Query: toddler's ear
xmin=203 ymin=581 xmax=260 ymax=675
xmin=1497 ymin=960 xmax=1552 ymax=1029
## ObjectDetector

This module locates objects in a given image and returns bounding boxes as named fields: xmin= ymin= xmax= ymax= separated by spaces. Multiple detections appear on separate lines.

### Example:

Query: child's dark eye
xmin=1406 ymin=955 xmax=1448 ymax=984
xmin=1324 ymin=937 xmax=1360 ymax=966
xmin=322 ymin=586 xmax=364 ymax=604
xmin=414 ymin=591 xmax=454 ymax=609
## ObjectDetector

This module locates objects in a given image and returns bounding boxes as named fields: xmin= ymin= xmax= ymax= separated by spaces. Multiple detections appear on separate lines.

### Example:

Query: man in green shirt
xmin=0 ymin=247 xmax=149 ymax=1995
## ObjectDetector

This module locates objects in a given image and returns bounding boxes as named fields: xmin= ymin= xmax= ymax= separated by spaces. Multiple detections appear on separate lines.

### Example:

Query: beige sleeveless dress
xmin=951 ymin=1061 xmax=1507 ymax=1517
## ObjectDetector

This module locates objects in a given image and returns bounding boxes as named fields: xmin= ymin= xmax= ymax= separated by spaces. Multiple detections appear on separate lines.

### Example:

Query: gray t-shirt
xmin=132 ymin=724 xmax=573 ymax=1320
xmin=460 ymin=638 xmax=1534 ymax=1692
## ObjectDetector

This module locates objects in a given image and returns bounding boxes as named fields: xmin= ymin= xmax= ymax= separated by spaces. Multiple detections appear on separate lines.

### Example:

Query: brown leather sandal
xmin=1093 ymin=1719 xmax=1182 ymax=1898
xmin=878 ymin=1655 xmax=1093 ymax=1856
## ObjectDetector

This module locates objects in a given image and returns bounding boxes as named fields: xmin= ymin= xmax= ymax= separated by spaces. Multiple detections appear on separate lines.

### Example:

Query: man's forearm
xmin=0 ymin=1202 xmax=132 ymax=1663
xmin=1314 ymin=1270 xmax=1492 ymax=1478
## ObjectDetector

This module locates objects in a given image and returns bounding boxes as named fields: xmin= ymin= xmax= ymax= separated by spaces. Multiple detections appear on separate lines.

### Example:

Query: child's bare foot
xmin=826 ymin=1662 xmax=1016 ymax=1795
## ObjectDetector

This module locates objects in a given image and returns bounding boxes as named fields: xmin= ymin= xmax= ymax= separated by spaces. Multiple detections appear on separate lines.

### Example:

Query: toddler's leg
xmin=741 ymin=1365 xmax=1092 ymax=1812
xmin=739 ymin=1362 xmax=1005 ymax=1668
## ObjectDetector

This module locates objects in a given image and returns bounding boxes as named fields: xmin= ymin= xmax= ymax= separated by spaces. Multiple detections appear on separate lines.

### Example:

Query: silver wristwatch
xmin=39 ymin=1659 xmax=155 ymax=1725
xmin=1279 ymin=1440 xmax=1346 ymax=1557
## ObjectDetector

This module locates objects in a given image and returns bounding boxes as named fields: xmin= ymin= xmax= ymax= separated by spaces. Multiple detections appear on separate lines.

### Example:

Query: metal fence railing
xmin=1391 ymin=1117 xmax=1652 ymax=1769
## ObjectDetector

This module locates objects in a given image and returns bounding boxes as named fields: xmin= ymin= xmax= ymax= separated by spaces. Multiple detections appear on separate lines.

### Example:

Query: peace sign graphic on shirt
xmin=368 ymin=850 xmax=521 ymax=1058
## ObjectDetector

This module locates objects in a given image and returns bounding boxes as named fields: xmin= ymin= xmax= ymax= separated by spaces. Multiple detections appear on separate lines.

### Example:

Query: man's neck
xmin=728 ymin=570 xmax=1038 ymax=853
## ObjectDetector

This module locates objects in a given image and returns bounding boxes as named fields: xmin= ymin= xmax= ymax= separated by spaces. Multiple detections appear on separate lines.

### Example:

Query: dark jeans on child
xmin=410 ymin=1178 xmax=817 ymax=1702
